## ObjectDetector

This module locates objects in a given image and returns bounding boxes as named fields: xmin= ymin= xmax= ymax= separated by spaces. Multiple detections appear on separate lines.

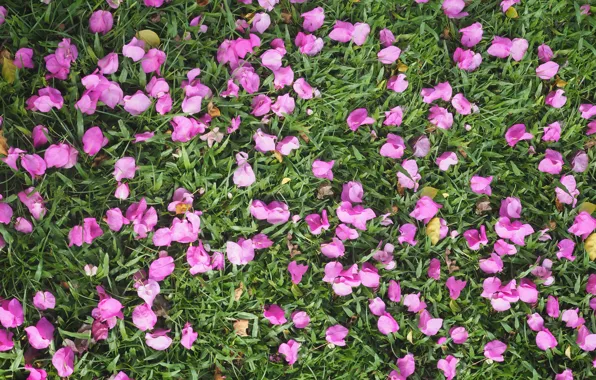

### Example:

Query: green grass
xmin=0 ymin=0 xmax=596 ymax=378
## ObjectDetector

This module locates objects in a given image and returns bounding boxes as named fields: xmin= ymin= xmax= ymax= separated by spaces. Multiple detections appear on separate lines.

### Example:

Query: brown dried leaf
xmin=234 ymin=282 xmax=244 ymax=301
xmin=555 ymin=197 xmax=564 ymax=212
xmin=391 ymin=205 xmax=399 ymax=214
xmin=441 ymin=27 xmax=451 ymax=39
xmin=457 ymin=147 xmax=468 ymax=158
xmin=208 ymin=101 xmax=221 ymax=117
xmin=475 ymin=200 xmax=492 ymax=215
xmin=233 ymin=319 xmax=249 ymax=336
xmin=214 ymin=367 xmax=225 ymax=380
xmin=444 ymin=248 xmax=459 ymax=273
xmin=299 ymin=132 xmax=310 ymax=143
xmin=196 ymin=0 xmax=209 ymax=6
xmin=91 ymin=152 xmax=109 ymax=168
xmin=0 ymin=130 xmax=8 ymax=156
xmin=585 ymin=138 xmax=596 ymax=149
xmin=425 ymin=124 xmax=438 ymax=133
xmin=397 ymin=183 xmax=405 ymax=196
xmin=316 ymin=183 xmax=334 ymax=199
xmin=280 ymin=9 xmax=292 ymax=24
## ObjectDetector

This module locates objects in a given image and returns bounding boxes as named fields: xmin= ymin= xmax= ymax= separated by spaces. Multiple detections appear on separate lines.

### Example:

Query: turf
xmin=0 ymin=0 xmax=595 ymax=379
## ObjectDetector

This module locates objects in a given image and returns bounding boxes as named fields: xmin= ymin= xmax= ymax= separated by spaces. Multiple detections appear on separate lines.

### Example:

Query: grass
xmin=0 ymin=0 xmax=596 ymax=378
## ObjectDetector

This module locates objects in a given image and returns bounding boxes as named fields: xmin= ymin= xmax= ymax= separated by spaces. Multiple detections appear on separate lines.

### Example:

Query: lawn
xmin=0 ymin=0 xmax=596 ymax=379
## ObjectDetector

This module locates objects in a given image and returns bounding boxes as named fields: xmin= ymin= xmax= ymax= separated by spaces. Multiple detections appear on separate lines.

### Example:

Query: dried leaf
xmin=555 ymin=77 xmax=567 ymax=88
xmin=505 ymin=6 xmax=519 ymax=18
xmin=136 ymin=30 xmax=161 ymax=48
xmin=397 ymin=62 xmax=408 ymax=72
xmin=316 ymin=183 xmax=333 ymax=199
xmin=207 ymin=101 xmax=221 ymax=117
xmin=420 ymin=187 xmax=439 ymax=199
xmin=457 ymin=147 xmax=468 ymax=158
xmin=175 ymin=203 xmax=192 ymax=214
xmin=243 ymin=13 xmax=255 ymax=22
xmin=2 ymin=57 xmax=17 ymax=84
xmin=425 ymin=124 xmax=438 ymax=133
xmin=214 ymin=367 xmax=225 ymax=380
xmin=397 ymin=182 xmax=405 ymax=196
xmin=444 ymin=248 xmax=459 ymax=273
xmin=555 ymin=197 xmax=564 ymax=212
xmin=273 ymin=151 xmax=283 ymax=163
xmin=586 ymin=233 xmax=596 ymax=261
xmin=234 ymin=282 xmax=244 ymax=301
xmin=299 ymin=132 xmax=310 ymax=143
xmin=0 ymin=130 xmax=8 ymax=156
xmin=91 ymin=153 xmax=109 ymax=167
xmin=441 ymin=27 xmax=451 ymax=39
xmin=196 ymin=0 xmax=209 ymax=5
xmin=579 ymin=202 xmax=596 ymax=214
xmin=585 ymin=138 xmax=596 ymax=149
xmin=426 ymin=217 xmax=441 ymax=245
xmin=233 ymin=319 xmax=249 ymax=336
xmin=280 ymin=9 xmax=292 ymax=24
xmin=475 ymin=200 xmax=492 ymax=215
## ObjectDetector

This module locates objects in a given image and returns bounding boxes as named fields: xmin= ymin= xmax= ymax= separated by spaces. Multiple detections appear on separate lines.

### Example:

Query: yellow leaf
xmin=505 ymin=6 xmax=518 ymax=18
xmin=420 ymin=187 xmax=439 ymax=199
xmin=0 ymin=130 xmax=8 ymax=157
xmin=579 ymin=202 xmax=596 ymax=214
xmin=397 ymin=62 xmax=408 ymax=72
xmin=273 ymin=151 xmax=283 ymax=163
xmin=281 ymin=177 xmax=291 ymax=185
xmin=586 ymin=233 xmax=596 ymax=261
xmin=406 ymin=330 xmax=413 ymax=344
xmin=426 ymin=217 xmax=441 ymax=245
xmin=555 ymin=78 xmax=567 ymax=88
xmin=233 ymin=319 xmax=249 ymax=336
xmin=136 ymin=30 xmax=160 ymax=48
xmin=2 ymin=57 xmax=17 ymax=84
xmin=207 ymin=102 xmax=221 ymax=117
xmin=565 ymin=345 xmax=571 ymax=359
xmin=175 ymin=203 xmax=191 ymax=215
